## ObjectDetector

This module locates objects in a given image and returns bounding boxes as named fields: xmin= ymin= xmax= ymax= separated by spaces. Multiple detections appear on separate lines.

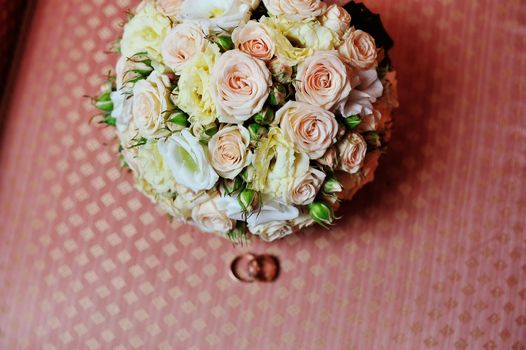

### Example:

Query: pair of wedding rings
xmin=230 ymin=253 xmax=280 ymax=283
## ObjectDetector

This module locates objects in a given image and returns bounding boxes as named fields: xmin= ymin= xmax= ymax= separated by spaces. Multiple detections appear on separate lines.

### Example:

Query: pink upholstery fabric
xmin=0 ymin=0 xmax=525 ymax=349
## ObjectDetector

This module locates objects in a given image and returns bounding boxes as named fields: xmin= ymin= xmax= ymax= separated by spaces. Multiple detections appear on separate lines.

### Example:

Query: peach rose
xmin=319 ymin=4 xmax=351 ymax=38
xmin=287 ymin=167 xmax=326 ymax=205
xmin=211 ymin=49 xmax=271 ymax=123
xmin=275 ymin=101 xmax=339 ymax=159
xmin=161 ymin=22 xmax=208 ymax=74
xmin=232 ymin=21 xmax=275 ymax=61
xmin=337 ymin=132 xmax=367 ymax=174
xmin=208 ymin=125 xmax=253 ymax=179
xmin=338 ymin=28 xmax=378 ymax=70
xmin=156 ymin=0 xmax=183 ymax=16
xmin=294 ymin=50 xmax=352 ymax=111
xmin=317 ymin=147 xmax=337 ymax=168
xmin=263 ymin=0 xmax=325 ymax=20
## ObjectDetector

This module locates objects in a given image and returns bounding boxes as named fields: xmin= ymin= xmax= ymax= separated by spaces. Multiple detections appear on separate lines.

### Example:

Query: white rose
xmin=287 ymin=167 xmax=326 ymax=205
xmin=340 ymin=69 xmax=384 ymax=117
xmin=192 ymin=195 xmax=234 ymax=234
xmin=263 ymin=0 xmax=325 ymax=20
xmin=210 ymin=49 xmax=271 ymax=123
xmin=337 ymin=133 xmax=367 ymax=174
xmin=208 ymin=125 xmax=253 ymax=179
xmin=161 ymin=22 xmax=208 ymax=74
xmin=121 ymin=2 xmax=171 ymax=62
xmin=319 ymin=4 xmax=351 ymax=38
xmin=249 ymin=221 xmax=294 ymax=242
xmin=158 ymin=129 xmax=219 ymax=192
xmin=177 ymin=0 xmax=252 ymax=31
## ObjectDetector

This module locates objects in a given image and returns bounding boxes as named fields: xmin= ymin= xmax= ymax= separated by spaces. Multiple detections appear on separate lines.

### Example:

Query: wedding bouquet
xmin=94 ymin=0 xmax=398 ymax=242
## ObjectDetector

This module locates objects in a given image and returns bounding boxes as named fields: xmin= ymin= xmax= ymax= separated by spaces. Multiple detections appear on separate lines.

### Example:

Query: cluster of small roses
xmin=94 ymin=0 xmax=398 ymax=242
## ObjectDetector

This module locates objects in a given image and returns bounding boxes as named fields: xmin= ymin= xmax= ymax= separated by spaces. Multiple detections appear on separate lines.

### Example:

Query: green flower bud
xmin=364 ymin=132 xmax=382 ymax=148
xmin=248 ymin=123 xmax=268 ymax=141
xmin=103 ymin=115 xmax=117 ymax=127
xmin=223 ymin=177 xmax=244 ymax=195
xmin=269 ymin=84 xmax=288 ymax=106
xmin=308 ymin=202 xmax=335 ymax=227
xmin=216 ymin=35 xmax=234 ymax=51
xmin=168 ymin=111 xmax=189 ymax=127
xmin=323 ymin=177 xmax=343 ymax=194
xmin=95 ymin=92 xmax=113 ymax=112
xmin=238 ymin=189 xmax=260 ymax=213
xmin=241 ymin=166 xmax=255 ymax=183
xmin=227 ymin=221 xmax=249 ymax=245
xmin=344 ymin=115 xmax=362 ymax=130
xmin=254 ymin=107 xmax=275 ymax=125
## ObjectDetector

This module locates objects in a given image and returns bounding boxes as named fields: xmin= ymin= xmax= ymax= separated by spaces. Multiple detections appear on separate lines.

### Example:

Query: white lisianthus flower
xmin=177 ymin=45 xmax=221 ymax=127
xmin=121 ymin=2 xmax=171 ymax=62
xmin=192 ymin=195 xmax=235 ymax=234
xmin=263 ymin=0 xmax=325 ymax=21
xmin=135 ymin=141 xmax=177 ymax=194
xmin=158 ymin=129 xmax=219 ymax=192
xmin=161 ymin=22 xmax=209 ymax=75
xmin=220 ymin=196 xmax=299 ymax=227
xmin=132 ymin=71 xmax=172 ymax=138
xmin=177 ymin=0 xmax=252 ymax=31
xmin=251 ymin=127 xmax=309 ymax=201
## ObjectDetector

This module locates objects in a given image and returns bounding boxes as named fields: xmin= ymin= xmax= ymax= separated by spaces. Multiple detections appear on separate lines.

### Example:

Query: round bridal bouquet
xmin=93 ymin=0 xmax=398 ymax=242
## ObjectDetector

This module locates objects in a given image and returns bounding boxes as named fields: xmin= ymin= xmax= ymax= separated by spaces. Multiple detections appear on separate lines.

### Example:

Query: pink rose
xmin=294 ymin=50 xmax=352 ymax=111
xmin=208 ymin=125 xmax=253 ymax=179
xmin=337 ymin=132 xmax=367 ymax=174
xmin=319 ymin=4 xmax=351 ymax=38
xmin=161 ymin=22 xmax=207 ymax=74
xmin=338 ymin=28 xmax=378 ymax=70
xmin=156 ymin=0 xmax=183 ymax=16
xmin=275 ymin=101 xmax=339 ymax=159
xmin=232 ymin=20 xmax=275 ymax=61
xmin=263 ymin=0 xmax=325 ymax=20
xmin=211 ymin=50 xmax=271 ymax=123
xmin=288 ymin=167 xmax=326 ymax=205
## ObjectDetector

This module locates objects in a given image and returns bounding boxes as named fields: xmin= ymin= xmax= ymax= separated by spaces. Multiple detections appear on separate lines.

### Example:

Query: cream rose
xmin=232 ymin=21 xmax=275 ymax=61
xmin=120 ymin=2 xmax=171 ymax=62
xmin=294 ymin=50 xmax=352 ymax=111
xmin=249 ymin=221 xmax=294 ymax=242
xmin=132 ymin=71 xmax=172 ymax=138
xmin=319 ymin=4 xmax=351 ymax=38
xmin=337 ymin=133 xmax=367 ymax=174
xmin=262 ymin=0 xmax=325 ymax=20
xmin=158 ymin=129 xmax=219 ymax=192
xmin=177 ymin=0 xmax=251 ymax=31
xmin=161 ymin=22 xmax=208 ymax=74
xmin=156 ymin=0 xmax=183 ymax=16
xmin=211 ymin=50 xmax=271 ymax=123
xmin=275 ymin=101 xmax=338 ymax=160
xmin=338 ymin=28 xmax=378 ymax=70
xmin=221 ymin=196 xmax=299 ymax=227
xmin=288 ymin=167 xmax=326 ymax=205
xmin=208 ymin=125 xmax=253 ymax=179
xmin=192 ymin=195 xmax=234 ymax=234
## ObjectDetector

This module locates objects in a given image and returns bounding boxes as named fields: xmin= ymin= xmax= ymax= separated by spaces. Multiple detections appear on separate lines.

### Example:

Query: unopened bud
xmin=241 ymin=166 xmax=255 ymax=184
xmin=323 ymin=178 xmax=343 ymax=194
xmin=95 ymin=92 xmax=114 ymax=112
xmin=344 ymin=115 xmax=362 ymax=130
xmin=223 ymin=177 xmax=244 ymax=195
xmin=364 ymin=132 xmax=382 ymax=148
xmin=269 ymin=58 xmax=293 ymax=83
xmin=248 ymin=123 xmax=268 ymax=141
xmin=238 ymin=189 xmax=260 ymax=213
xmin=269 ymin=84 xmax=288 ymax=106
xmin=168 ymin=111 xmax=189 ymax=127
xmin=216 ymin=35 xmax=234 ymax=51
xmin=254 ymin=107 xmax=275 ymax=125
xmin=308 ymin=202 xmax=335 ymax=226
